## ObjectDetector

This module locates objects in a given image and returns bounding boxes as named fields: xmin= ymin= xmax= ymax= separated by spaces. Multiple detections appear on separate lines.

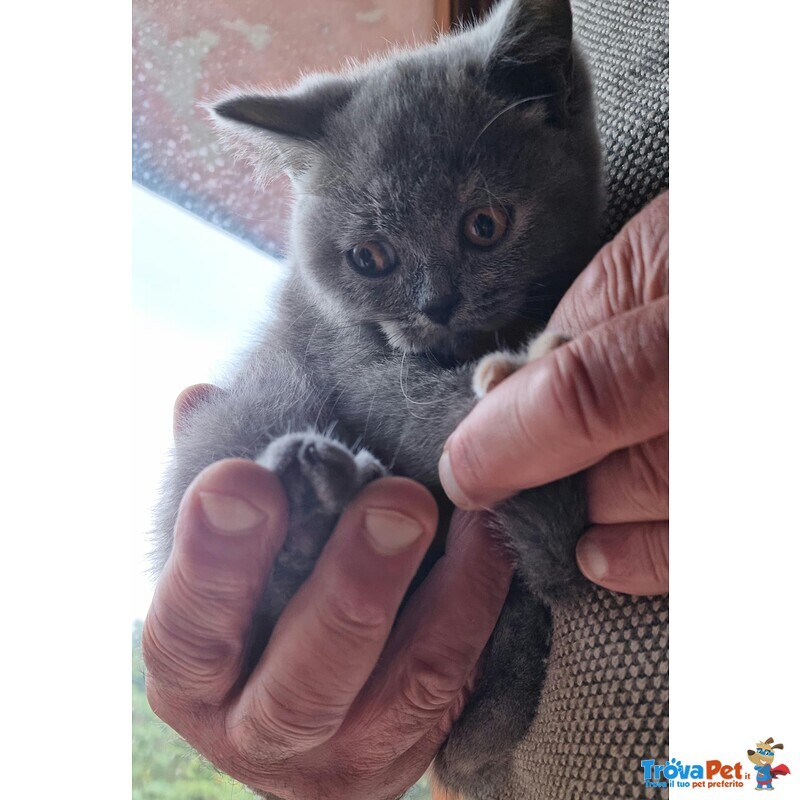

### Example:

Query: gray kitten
xmin=152 ymin=0 xmax=603 ymax=796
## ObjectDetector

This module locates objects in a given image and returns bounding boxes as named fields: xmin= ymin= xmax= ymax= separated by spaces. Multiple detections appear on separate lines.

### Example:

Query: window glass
xmin=133 ymin=0 xmax=437 ymax=256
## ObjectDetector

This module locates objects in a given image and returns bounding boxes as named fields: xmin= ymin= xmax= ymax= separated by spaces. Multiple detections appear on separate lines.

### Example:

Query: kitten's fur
xmin=152 ymin=0 xmax=603 ymax=795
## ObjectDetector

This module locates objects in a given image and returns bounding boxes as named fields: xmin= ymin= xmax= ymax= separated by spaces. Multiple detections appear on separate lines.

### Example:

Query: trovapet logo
xmin=641 ymin=758 xmax=746 ymax=790
xmin=642 ymin=738 xmax=791 ymax=791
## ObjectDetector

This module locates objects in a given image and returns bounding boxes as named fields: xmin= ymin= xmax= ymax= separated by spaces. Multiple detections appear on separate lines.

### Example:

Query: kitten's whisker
xmin=386 ymin=424 xmax=411 ymax=473
xmin=397 ymin=350 xmax=451 ymax=419
xmin=467 ymin=93 xmax=558 ymax=160
xmin=475 ymin=171 xmax=505 ymax=212
xmin=302 ymin=321 xmax=321 ymax=368
xmin=291 ymin=298 xmax=317 ymax=328
xmin=324 ymin=419 xmax=339 ymax=440
xmin=362 ymin=384 xmax=381 ymax=444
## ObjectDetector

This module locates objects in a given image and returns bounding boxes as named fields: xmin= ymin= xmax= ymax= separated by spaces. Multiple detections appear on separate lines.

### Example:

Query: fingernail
xmin=438 ymin=451 xmax=475 ymax=510
xmin=576 ymin=536 xmax=609 ymax=581
xmin=198 ymin=491 xmax=267 ymax=534
xmin=363 ymin=508 xmax=424 ymax=555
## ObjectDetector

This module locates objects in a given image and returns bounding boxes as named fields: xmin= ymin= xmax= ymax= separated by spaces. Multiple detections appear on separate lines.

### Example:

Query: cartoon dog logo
xmin=747 ymin=738 xmax=791 ymax=791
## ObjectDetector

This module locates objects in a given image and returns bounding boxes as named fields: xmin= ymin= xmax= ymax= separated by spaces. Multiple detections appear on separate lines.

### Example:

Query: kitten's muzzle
xmin=418 ymin=291 xmax=462 ymax=326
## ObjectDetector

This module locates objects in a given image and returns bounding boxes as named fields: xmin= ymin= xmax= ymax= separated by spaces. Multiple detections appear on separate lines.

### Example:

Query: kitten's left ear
xmin=207 ymin=75 xmax=354 ymax=182
xmin=486 ymin=0 xmax=575 ymax=125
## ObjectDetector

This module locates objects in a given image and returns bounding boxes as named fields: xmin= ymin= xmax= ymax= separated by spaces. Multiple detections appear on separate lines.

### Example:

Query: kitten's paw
xmin=526 ymin=330 xmax=570 ymax=361
xmin=257 ymin=432 xmax=387 ymax=518
xmin=472 ymin=350 xmax=527 ymax=398
xmin=472 ymin=331 xmax=570 ymax=398
xmin=248 ymin=437 xmax=385 ymax=666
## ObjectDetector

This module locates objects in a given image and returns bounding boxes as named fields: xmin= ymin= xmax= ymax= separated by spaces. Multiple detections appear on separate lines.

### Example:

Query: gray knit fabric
xmin=474 ymin=587 xmax=669 ymax=799
xmin=574 ymin=0 xmax=669 ymax=239
xmin=471 ymin=1 xmax=668 ymax=798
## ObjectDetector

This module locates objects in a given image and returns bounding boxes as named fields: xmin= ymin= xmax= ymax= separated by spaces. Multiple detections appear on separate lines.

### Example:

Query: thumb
xmin=439 ymin=297 xmax=668 ymax=509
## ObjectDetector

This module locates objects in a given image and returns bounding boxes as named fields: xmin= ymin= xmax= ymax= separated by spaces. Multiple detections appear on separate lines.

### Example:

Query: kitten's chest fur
xmin=265 ymin=275 xmax=509 ymax=485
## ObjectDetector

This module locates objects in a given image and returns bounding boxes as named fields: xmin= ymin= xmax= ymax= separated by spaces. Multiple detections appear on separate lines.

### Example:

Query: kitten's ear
xmin=486 ymin=0 xmax=574 ymax=124
xmin=207 ymin=76 xmax=354 ymax=182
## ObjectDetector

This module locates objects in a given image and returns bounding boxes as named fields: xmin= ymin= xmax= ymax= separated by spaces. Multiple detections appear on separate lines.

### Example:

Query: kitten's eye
xmin=462 ymin=207 xmax=510 ymax=248
xmin=348 ymin=240 xmax=398 ymax=278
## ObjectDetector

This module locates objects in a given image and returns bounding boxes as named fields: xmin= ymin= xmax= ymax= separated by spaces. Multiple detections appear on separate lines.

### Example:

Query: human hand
xmin=439 ymin=192 xmax=668 ymax=596
xmin=144 ymin=397 xmax=512 ymax=800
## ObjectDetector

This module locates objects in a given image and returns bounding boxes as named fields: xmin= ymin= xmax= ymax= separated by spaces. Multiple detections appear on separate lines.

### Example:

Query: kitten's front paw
xmin=472 ymin=331 xmax=570 ymax=398
xmin=248 ymin=434 xmax=386 ymax=665
xmin=257 ymin=432 xmax=386 ymax=519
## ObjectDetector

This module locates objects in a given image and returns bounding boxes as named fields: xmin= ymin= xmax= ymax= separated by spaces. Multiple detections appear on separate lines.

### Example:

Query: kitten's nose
xmin=419 ymin=292 xmax=461 ymax=325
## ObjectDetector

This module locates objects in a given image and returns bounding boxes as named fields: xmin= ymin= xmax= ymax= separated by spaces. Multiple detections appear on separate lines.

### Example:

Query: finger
xmin=347 ymin=510 xmax=513 ymax=758
xmin=228 ymin=478 xmax=438 ymax=755
xmin=143 ymin=459 xmax=289 ymax=717
xmin=550 ymin=191 xmax=669 ymax=335
xmin=586 ymin=434 xmax=668 ymax=524
xmin=575 ymin=522 xmax=668 ymax=596
xmin=440 ymin=296 xmax=668 ymax=509
xmin=173 ymin=383 xmax=223 ymax=438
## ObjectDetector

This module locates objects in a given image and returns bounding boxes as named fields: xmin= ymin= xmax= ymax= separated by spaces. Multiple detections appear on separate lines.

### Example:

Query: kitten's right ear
xmin=207 ymin=76 xmax=354 ymax=182
xmin=486 ymin=0 xmax=574 ymax=124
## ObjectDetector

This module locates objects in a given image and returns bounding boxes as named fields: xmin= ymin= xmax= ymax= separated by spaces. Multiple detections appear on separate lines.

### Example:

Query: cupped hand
xmin=439 ymin=192 xmax=669 ymax=595
xmin=144 ymin=403 xmax=512 ymax=800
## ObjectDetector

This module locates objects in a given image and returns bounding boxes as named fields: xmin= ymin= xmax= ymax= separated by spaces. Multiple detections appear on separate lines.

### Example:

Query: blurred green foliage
xmin=132 ymin=620 xmax=251 ymax=799
xmin=133 ymin=621 xmax=432 ymax=799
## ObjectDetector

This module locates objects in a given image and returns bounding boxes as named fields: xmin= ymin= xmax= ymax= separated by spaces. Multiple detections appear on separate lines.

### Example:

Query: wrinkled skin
xmin=143 ymin=193 xmax=668 ymax=800
xmin=442 ymin=191 xmax=668 ymax=595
